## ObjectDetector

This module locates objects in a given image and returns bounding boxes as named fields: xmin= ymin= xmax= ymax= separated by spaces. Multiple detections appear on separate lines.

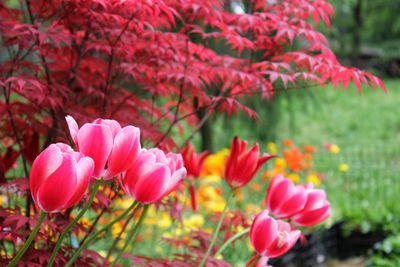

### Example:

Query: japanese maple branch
xmin=155 ymin=39 xmax=190 ymax=146
xmin=1 ymin=85 xmax=31 ymax=218
xmin=101 ymin=12 xmax=137 ymax=116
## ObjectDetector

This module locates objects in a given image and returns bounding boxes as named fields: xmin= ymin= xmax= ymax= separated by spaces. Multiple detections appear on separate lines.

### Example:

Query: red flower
xmin=225 ymin=137 xmax=274 ymax=188
xmin=121 ymin=148 xmax=187 ymax=204
xmin=292 ymin=184 xmax=331 ymax=227
xmin=30 ymin=143 xmax=94 ymax=213
xmin=66 ymin=115 xmax=141 ymax=179
xmin=250 ymin=210 xmax=300 ymax=258
xmin=266 ymin=174 xmax=308 ymax=219
xmin=181 ymin=143 xmax=208 ymax=178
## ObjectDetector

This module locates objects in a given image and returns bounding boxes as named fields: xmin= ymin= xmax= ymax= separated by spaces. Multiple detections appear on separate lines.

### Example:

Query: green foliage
xmin=323 ymin=0 xmax=400 ymax=61
xmin=367 ymin=234 xmax=400 ymax=267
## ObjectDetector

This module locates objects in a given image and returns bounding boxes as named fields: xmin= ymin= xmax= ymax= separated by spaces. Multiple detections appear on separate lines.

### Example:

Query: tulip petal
xmin=250 ymin=211 xmax=278 ymax=254
xmin=36 ymin=154 xmax=77 ymax=212
xmin=65 ymin=115 xmax=79 ymax=146
xmin=267 ymin=229 xmax=300 ymax=258
xmin=303 ymin=189 xmax=327 ymax=210
xmin=293 ymin=204 xmax=331 ymax=226
xmin=77 ymin=124 xmax=113 ymax=177
xmin=277 ymin=188 xmax=307 ymax=218
xmin=64 ymin=156 xmax=94 ymax=209
xmin=106 ymin=126 xmax=140 ymax=179
xmin=93 ymin=118 xmax=121 ymax=138
xmin=267 ymin=178 xmax=292 ymax=213
xmin=164 ymin=167 xmax=186 ymax=196
xmin=133 ymin=164 xmax=170 ymax=203
xmin=30 ymin=144 xmax=63 ymax=202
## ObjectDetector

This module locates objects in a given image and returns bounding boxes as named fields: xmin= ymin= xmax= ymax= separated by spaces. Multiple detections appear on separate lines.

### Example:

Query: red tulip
xmin=121 ymin=148 xmax=187 ymax=204
xmin=266 ymin=174 xmax=307 ymax=219
xmin=292 ymin=184 xmax=331 ymax=227
xmin=181 ymin=143 xmax=208 ymax=178
xmin=250 ymin=210 xmax=300 ymax=258
xmin=66 ymin=116 xmax=141 ymax=179
xmin=181 ymin=143 xmax=208 ymax=211
xmin=225 ymin=137 xmax=274 ymax=188
xmin=30 ymin=143 xmax=94 ymax=213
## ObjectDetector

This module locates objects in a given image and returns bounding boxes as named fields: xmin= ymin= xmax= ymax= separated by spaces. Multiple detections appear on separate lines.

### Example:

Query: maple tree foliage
xmin=0 ymin=0 xmax=385 ymax=265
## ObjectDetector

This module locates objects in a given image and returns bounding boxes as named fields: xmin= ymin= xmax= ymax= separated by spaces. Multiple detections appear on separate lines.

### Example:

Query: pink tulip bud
xmin=266 ymin=175 xmax=308 ymax=219
xmin=65 ymin=115 xmax=141 ymax=179
xmin=121 ymin=148 xmax=187 ymax=204
xmin=250 ymin=210 xmax=300 ymax=258
xmin=29 ymin=143 xmax=94 ymax=213
xmin=225 ymin=137 xmax=274 ymax=188
xmin=292 ymin=184 xmax=331 ymax=227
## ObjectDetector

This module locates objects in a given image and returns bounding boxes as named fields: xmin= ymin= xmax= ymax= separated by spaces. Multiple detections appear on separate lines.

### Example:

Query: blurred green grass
xmin=213 ymin=79 xmax=400 ymax=147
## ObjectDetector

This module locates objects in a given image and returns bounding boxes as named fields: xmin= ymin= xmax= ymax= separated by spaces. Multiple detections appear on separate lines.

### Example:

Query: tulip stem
xmin=198 ymin=189 xmax=235 ymax=267
xmin=247 ymin=254 xmax=262 ymax=267
xmin=47 ymin=179 xmax=101 ymax=267
xmin=215 ymin=227 xmax=250 ymax=257
xmin=110 ymin=205 xmax=149 ymax=266
xmin=65 ymin=201 xmax=138 ymax=267
xmin=8 ymin=211 xmax=46 ymax=267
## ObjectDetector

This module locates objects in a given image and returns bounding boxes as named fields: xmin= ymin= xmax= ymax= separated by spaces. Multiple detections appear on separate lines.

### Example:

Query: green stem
xmin=198 ymin=189 xmax=235 ymax=267
xmin=47 ymin=179 xmax=101 ymax=267
xmin=215 ymin=227 xmax=250 ymax=257
xmin=8 ymin=211 xmax=46 ymax=267
xmin=65 ymin=201 xmax=138 ymax=267
xmin=110 ymin=205 xmax=149 ymax=266
xmin=248 ymin=254 xmax=262 ymax=267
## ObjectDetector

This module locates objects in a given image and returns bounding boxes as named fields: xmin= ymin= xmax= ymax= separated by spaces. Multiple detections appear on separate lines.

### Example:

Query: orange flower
xmin=252 ymin=182 xmax=261 ymax=192
xmin=283 ymin=148 xmax=304 ymax=172
xmin=303 ymin=145 xmax=316 ymax=154
xmin=283 ymin=139 xmax=294 ymax=147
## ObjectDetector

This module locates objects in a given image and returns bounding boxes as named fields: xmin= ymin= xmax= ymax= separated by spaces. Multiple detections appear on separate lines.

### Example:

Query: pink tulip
xmin=292 ymin=184 xmax=331 ymax=227
xmin=225 ymin=137 xmax=274 ymax=188
xmin=66 ymin=116 xmax=141 ymax=179
xmin=250 ymin=210 xmax=300 ymax=258
xmin=121 ymin=148 xmax=187 ymax=204
xmin=30 ymin=143 xmax=94 ymax=213
xmin=266 ymin=174 xmax=307 ymax=219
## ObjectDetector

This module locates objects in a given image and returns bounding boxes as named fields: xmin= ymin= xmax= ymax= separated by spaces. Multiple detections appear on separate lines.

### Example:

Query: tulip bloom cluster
xmin=266 ymin=174 xmax=331 ymax=226
xmin=29 ymin=116 xmax=187 ymax=212
xmin=14 ymin=115 xmax=188 ymax=267
xmin=247 ymin=174 xmax=331 ymax=266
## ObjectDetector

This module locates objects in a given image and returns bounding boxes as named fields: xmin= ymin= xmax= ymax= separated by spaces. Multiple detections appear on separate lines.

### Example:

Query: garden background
xmin=0 ymin=0 xmax=399 ymax=266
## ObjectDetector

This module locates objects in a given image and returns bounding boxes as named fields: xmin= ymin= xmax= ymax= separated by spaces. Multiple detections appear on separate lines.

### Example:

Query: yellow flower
xmin=329 ymin=144 xmax=340 ymax=154
xmin=0 ymin=195 xmax=8 ymax=206
xmin=339 ymin=163 xmax=349 ymax=172
xmin=113 ymin=196 xmax=134 ymax=210
xmin=274 ymin=157 xmax=286 ymax=168
xmin=204 ymin=199 xmax=226 ymax=213
xmin=202 ymin=174 xmax=222 ymax=183
xmin=287 ymin=173 xmax=300 ymax=183
xmin=112 ymin=222 xmax=124 ymax=238
xmin=198 ymin=185 xmax=221 ymax=200
xmin=158 ymin=212 xmax=172 ymax=228
xmin=267 ymin=142 xmax=278 ymax=155
xmin=200 ymin=148 xmax=230 ymax=177
xmin=183 ymin=214 xmax=205 ymax=230
xmin=245 ymin=204 xmax=262 ymax=215
xmin=307 ymin=174 xmax=321 ymax=186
